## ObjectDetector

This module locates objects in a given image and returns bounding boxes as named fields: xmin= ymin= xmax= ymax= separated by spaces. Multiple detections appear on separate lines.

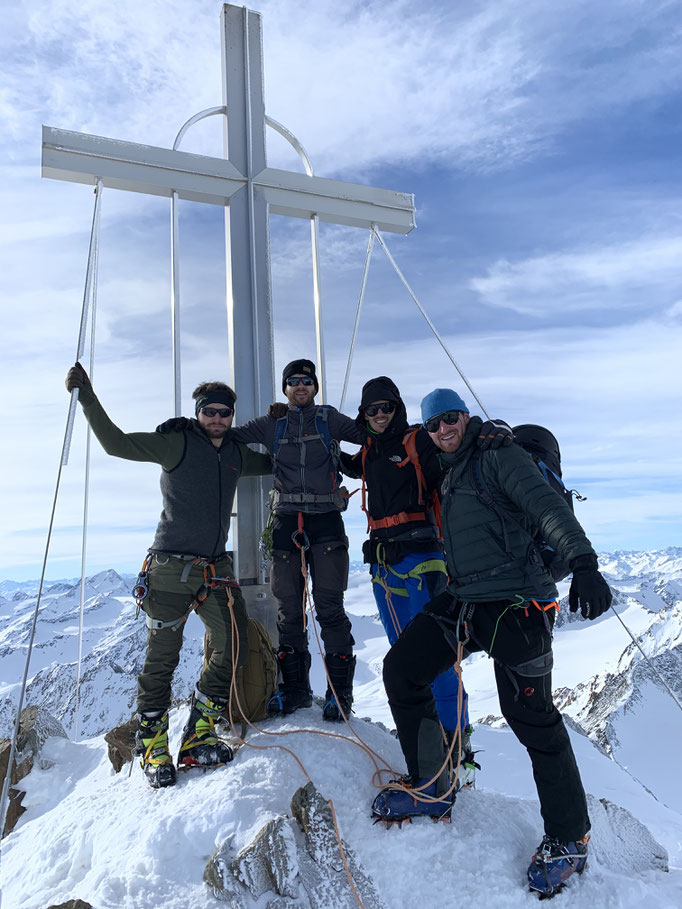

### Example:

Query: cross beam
xmin=42 ymin=127 xmax=416 ymax=233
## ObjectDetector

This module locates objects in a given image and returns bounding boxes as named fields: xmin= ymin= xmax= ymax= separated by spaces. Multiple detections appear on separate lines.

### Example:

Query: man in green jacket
xmin=371 ymin=388 xmax=612 ymax=899
xmin=65 ymin=363 xmax=272 ymax=789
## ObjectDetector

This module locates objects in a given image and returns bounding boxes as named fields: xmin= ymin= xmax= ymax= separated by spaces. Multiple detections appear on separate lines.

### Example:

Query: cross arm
xmin=41 ymin=127 xmax=245 ymax=205
xmin=255 ymin=167 xmax=415 ymax=234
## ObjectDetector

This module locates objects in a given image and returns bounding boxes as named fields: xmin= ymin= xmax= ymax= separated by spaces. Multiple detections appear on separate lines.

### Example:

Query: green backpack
xmin=203 ymin=616 xmax=278 ymax=729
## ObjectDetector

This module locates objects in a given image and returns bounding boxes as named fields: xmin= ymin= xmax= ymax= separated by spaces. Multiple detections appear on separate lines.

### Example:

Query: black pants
xmin=383 ymin=599 xmax=589 ymax=842
xmin=270 ymin=511 xmax=353 ymax=655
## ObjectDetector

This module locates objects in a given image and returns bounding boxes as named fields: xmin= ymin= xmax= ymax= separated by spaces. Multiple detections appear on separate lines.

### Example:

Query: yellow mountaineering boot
xmin=135 ymin=711 xmax=177 ymax=789
xmin=177 ymin=689 xmax=234 ymax=771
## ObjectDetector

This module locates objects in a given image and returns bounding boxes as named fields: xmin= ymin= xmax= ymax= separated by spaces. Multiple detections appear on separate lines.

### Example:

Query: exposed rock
xmin=1 ymin=705 xmax=68 ymax=836
xmin=104 ymin=716 xmax=137 ymax=773
xmin=17 ymin=705 xmax=68 ymax=768
xmin=587 ymin=794 xmax=669 ymax=873
xmin=203 ymin=837 xmax=247 ymax=906
xmin=204 ymin=783 xmax=385 ymax=908
xmin=291 ymin=781 xmax=384 ymax=909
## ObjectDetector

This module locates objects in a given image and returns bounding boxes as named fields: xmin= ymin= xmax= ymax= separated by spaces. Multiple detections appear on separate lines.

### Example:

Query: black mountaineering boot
xmin=177 ymin=690 xmax=234 ymax=770
xmin=267 ymin=646 xmax=313 ymax=716
xmin=136 ymin=711 xmax=177 ymax=789
xmin=322 ymin=652 xmax=356 ymax=721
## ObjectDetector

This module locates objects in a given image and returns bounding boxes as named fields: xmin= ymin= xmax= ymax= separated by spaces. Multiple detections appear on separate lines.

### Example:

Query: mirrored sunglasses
xmin=365 ymin=401 xmax=396 ymax=417
xmin=286 ymin=376 xmax=315 ymax=387
xmin=200 ymin=406 xmax=234 ymax=418
xmin=424 ymin=410 xmax=462 ymax=434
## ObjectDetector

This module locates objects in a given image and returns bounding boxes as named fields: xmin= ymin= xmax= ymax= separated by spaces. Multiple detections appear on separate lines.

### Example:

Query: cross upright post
xmin=41 ymin=3 xmax=416 ymax=626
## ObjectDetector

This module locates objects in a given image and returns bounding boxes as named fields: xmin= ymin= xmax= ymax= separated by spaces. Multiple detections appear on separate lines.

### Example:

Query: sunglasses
xmin=424 ymin=410 xmax=462 ymax=434
xmin=200 ymin=406 xmax=234 ymax=418
xmin=365 ymin=401 xmax=396 ymax=417
xmin=286 ymin=376 xmax=315 ymax=387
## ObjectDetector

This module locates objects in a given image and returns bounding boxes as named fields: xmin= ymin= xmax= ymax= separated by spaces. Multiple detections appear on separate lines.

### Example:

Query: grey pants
xmin=137 ymin=552 xmax=248 ymax=713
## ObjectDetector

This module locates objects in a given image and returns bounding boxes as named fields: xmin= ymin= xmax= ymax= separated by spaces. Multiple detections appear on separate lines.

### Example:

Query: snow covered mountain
xmin=1 ymin=549 xmax=681 ymax=907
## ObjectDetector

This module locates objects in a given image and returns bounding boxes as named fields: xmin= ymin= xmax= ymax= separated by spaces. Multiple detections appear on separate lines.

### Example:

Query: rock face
xmin=0 ymin=705 xmax=67 ymax=836
xmin=204 ymin=782 xmax=385 ymax=908
xmin=104 ymin=716 xmax=137 ymax=773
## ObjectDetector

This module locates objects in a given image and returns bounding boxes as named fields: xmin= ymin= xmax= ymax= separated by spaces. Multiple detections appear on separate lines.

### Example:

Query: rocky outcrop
xmin=104 ymin=716 xmax=137 ymax=772
xmin=0 ymin=705 xmax=67 ymax=836
xmin=204 ymin=782 xmax=385 ymax=908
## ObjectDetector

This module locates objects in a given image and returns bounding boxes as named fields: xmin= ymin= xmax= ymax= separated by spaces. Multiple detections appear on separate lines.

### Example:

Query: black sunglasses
xmin=200 ymin=406 xmax=234 ymax=418
xmin=286 ymin=377 xmax=315 ymax=387
xmin=424 ymin=410 xmax=462 ymax=434
xmin=365 ymin=401 xmax=396 ymax=417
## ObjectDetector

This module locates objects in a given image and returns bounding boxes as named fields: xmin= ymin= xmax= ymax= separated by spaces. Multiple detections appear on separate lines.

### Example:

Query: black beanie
xmin=282 ymin=358 xmax=319 ymax=394
xmin=360 ymin=376 xmax=401 ymax=410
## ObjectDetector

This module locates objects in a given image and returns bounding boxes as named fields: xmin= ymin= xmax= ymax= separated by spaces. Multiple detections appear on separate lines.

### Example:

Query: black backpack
xmin=470 ymin=424 xmax=585 ymax=582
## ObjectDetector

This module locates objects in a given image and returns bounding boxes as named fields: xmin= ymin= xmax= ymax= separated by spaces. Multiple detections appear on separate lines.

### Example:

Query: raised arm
xmin=66 ymin=363 xmax=184 ymax=470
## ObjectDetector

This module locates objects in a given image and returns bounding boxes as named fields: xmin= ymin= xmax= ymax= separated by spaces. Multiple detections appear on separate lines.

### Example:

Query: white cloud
xmin=469 ymin=235 xmax=682 ymax=314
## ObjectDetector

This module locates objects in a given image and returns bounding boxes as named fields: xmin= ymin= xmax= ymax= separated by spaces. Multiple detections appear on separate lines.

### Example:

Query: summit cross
xmin=41 ymin=3 xmax=415 ymax=604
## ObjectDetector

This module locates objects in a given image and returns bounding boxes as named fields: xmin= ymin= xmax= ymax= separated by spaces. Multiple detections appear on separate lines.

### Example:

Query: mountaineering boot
xmin=322 ymin=652 xmax=356 ymax=722
xmin=267 ymin=646 xmax=313 ymax=716
xmin=445 ymin=724 xmax=480 ymax=790
xmin=371 ymin=771 xmax=455 ymax=825
xmin=135 ymin=711 xmax=177 ymax=789
xmin=177 ymin=689 xmax=234 ymax=770
xmin=527 ymin=834 xmax=590 ymax=898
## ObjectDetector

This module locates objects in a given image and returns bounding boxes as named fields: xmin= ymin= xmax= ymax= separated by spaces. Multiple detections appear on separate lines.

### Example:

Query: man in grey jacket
xmin=371 ymin=388 xmax=612 ymax=899
xmin=233 ymin=359 xmax=366 ymax=720
xmin=66 ymin=364 xmax=272 ymax=789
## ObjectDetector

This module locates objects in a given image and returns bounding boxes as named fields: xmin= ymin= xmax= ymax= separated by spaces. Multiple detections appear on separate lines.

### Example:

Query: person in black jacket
xmin=372 ymin=387 xmax=612 ymax=899
xmin=342 ymin=377 xmax=512 ymax=785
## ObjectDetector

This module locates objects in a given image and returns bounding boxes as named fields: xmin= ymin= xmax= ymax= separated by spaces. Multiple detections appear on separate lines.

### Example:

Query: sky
xmin=1 ymin=0 xmax=681 ymax=579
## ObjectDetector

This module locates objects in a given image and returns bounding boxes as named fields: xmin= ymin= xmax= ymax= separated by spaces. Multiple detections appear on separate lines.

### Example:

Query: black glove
xmin=477 ymin=419 xmax=514 ymax=451
xmin=268 ymin=402 xmax=288 ymax=419
xmin=65 ymin=361 xmax=92 ymax=393
xmin=568 ymin=553 xmax=612 ymax=620
xmin=156 ymin=416 xmax=191 ymax=434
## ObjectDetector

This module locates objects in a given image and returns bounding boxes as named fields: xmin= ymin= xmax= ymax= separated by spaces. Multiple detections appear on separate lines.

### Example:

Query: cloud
xmin=469 ymin=235 xmax=682 ymax=315
xmin=3 ymin=0 xmax=681 ymax=176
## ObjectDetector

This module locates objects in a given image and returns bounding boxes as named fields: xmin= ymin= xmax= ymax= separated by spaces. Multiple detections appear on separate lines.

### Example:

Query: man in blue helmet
xmin=372 ymin=388 xmax=612 ymax=900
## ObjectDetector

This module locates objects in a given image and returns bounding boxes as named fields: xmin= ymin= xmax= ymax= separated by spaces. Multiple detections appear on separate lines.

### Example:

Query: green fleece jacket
xmin=79 ymin=386 xmax=272 ymax=558
xmin=440 ymin=417 xmax=595 ymax=602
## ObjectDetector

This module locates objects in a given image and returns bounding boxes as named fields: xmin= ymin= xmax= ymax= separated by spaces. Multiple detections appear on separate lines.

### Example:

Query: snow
xmin=1 ymin=551 xmax=682 ymax=908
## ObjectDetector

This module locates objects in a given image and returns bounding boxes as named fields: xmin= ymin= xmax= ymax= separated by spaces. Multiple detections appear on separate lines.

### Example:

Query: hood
xmin=355 ymin=375 xmax=408 ymax=437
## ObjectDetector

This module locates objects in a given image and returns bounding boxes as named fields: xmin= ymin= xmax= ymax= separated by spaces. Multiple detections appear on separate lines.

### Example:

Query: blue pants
xmin=371 ymin=551 xmax=469 ymax=733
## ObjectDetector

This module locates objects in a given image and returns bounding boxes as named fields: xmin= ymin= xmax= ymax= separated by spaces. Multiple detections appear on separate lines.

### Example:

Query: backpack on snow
xmin=202 ymin=616 xmax=278 ymax=730
xmin=470 ymin=424 xmax=585 ymax=582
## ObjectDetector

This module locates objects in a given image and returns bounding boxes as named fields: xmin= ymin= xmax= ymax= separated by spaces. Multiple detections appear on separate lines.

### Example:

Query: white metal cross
xmin=41 ymin=3 xmax=415 ymax=597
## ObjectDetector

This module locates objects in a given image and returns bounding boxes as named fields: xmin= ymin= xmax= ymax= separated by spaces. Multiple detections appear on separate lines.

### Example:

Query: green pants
xmin=137 ymin=552 xmax=248 ymax=713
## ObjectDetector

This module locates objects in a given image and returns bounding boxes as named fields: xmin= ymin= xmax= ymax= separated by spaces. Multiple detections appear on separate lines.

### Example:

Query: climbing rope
xmin=0 ymin=181 xmax=104 ymax=852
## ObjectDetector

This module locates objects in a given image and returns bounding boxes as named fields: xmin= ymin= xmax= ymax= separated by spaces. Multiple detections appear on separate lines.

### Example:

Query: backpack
xmin=470 ymin=424 xmax=585 ymax=582
xmin=202 ymin=616 xmax=278 ymax=730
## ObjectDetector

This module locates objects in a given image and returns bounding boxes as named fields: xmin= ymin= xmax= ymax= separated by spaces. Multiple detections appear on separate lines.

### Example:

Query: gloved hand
xmin=156 ymin=417 xmax=191 ymax=433
xmin=568 ymin=553 xmax=612 ymax=620
xmin=268 ymin=402 xmax=288 ymax=419
xmin=477 ymin=419 xmax=514 ymax=450
xmin=65 ymin=361 xmax=92 ymax=393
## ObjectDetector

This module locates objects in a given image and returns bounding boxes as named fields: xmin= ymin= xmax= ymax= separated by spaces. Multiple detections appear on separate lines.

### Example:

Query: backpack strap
xmin=360 ymin=438 xmax=372 ymax=532
xmin=398 ymin=429 xmax=426 ymax=505
xmin=272 ymin=415 xmax=289 ymax=461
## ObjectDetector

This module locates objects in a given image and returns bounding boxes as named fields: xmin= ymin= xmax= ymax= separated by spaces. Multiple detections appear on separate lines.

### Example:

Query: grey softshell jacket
xmin=79 ymin=388 xmax=272 ymax=558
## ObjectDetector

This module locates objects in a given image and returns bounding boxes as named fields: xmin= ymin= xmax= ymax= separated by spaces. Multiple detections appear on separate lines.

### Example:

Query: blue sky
xmin=1 ymin=0 xmax=681 ymax=579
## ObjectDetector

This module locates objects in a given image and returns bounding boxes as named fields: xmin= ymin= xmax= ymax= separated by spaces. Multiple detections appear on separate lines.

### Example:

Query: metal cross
xmin=41 ymin=3 xmax=415 ymax=610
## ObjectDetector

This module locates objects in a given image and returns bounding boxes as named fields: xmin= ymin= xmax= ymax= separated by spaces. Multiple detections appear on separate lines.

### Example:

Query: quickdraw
xmin=132 ymin=553 xmax=153 ymax=617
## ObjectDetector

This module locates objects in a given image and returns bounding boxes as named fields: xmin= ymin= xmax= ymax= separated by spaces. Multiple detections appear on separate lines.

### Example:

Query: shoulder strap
xmin=360 ymin=438 xmax=372 ymax=531
xmin=398 ymin=429 xmax=426 ymax=506
xmin=272 ymin=415 xmax=289 ymax=460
